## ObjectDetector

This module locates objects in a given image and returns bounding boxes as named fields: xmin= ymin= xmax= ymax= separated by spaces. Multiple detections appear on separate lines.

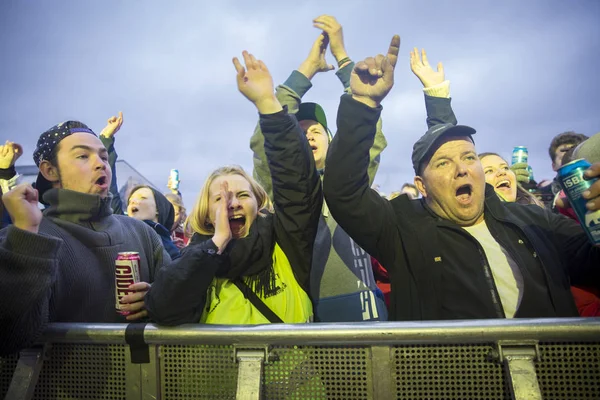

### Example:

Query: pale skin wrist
xmin=297 ymin=62 xmax=317 ymax=81
xmin=333 ymin=50 xmax=349 ymax=64
xmin=211 ymin=236 xmax=230 ymax=254
xmin=254 ymin=95 xmax=283 ymax=114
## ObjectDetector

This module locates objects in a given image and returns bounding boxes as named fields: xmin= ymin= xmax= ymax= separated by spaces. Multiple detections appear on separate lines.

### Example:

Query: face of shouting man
xmin=414 ymin=136 xmax=486 ymax=227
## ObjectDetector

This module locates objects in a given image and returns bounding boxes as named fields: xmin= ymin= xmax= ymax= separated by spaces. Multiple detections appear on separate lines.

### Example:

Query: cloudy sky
xmin=1 ymin=0 xmax=598 ymax=207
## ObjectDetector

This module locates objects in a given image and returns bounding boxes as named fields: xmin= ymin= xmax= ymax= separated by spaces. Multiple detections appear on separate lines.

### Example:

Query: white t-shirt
xmin=463 ymin=221 xmax=524 ymax=318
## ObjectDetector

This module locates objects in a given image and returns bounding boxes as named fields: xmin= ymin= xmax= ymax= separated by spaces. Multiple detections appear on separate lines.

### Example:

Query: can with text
xmin=115 ymin=252 xmax=141 ymax=315
xmin=557 ymin=159 xmax=600 ymax=245
xmin=511 ymin=146 xmax=528 ymax=165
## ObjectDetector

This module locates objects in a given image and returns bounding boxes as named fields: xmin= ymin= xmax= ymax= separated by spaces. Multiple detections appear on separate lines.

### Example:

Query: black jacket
xmin=145 ymin=108 xmax=322 ymax=325
xmin=323 ymin=94 xmax=600 ymax=320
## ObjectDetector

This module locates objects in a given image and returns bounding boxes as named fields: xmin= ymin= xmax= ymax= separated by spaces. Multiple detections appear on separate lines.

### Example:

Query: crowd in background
xmin=1 ymin=15 xmax=599 ymax=359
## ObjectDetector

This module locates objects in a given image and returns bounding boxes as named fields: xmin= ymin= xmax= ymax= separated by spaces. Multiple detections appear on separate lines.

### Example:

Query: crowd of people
xmin=1 ymin=16 xmax=600 ymax=357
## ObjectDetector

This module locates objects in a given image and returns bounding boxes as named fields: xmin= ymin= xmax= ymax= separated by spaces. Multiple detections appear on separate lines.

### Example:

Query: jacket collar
xmin=43 ymin=188 xmax=113 ymax=224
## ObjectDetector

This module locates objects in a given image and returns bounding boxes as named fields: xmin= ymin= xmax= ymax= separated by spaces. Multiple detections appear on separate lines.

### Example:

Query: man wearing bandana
xmin=0 ymin=121 xmax=171 ymax=356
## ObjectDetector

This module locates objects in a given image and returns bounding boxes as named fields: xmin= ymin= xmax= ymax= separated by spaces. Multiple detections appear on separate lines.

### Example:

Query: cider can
xmin=115 ymin=252 xmax=141 ymax=315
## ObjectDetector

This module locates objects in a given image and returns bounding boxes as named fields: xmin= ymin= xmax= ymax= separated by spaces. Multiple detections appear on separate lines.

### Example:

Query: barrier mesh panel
xmin=0 ymin=354 xmax=19 ymax=399
xmin=394 ymin=344 xmax=510 ymax=400
xmin=160 ymin=344 xmax=238 ymax=399
xmin=536 ymin=342 xmax=600 ymax=399
xmin=32 ymin=344 xmax=126 ymax=400
xmin=264 ymin=345 xmax=370 ymax=400
xmin=159 ymin=345 xmax=370 ymax=399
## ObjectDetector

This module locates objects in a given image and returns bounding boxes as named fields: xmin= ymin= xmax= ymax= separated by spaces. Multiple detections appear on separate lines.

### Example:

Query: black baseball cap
xmin=412 ymin=123 xmax=476 ymax=174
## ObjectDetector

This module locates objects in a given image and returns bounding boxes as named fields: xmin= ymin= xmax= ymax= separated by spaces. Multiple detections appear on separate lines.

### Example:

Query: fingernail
xmin=587 ymin=201 xmax=595 ymax=210
xmin=583 ymin=190 xmax=591 ymax=198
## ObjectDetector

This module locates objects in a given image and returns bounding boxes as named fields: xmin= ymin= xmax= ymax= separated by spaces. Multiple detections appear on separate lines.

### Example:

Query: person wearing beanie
xmin=128 ymin=185 xmax=180 ymax=260
xmin=0 ymin=120 xmax=170 ymax=356
xmin=250 ymin=16 xmax=388 ymax=322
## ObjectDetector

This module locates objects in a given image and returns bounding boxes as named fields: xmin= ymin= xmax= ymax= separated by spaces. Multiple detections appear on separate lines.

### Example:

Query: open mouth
xmin=455 ymin=184 xmax=473 ymax=204
xmin=95 ymin=176 xmax=108 ymax=187
xmin=310 ymin=144 xmax=318 ymax=152
xmin=495 ymin=180 xmax=511 ymax=190
xmin=130 ymin=206 xmax=139 ymax=214
xmin=228 ymin=215 xmax=246 ymax=236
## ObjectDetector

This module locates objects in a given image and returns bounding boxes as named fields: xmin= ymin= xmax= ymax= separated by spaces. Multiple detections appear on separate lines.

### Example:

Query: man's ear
xmin=414 ymin=175 xmax=427 ymax=198
xmin=39 ymin=160 xmax=60 ymax=185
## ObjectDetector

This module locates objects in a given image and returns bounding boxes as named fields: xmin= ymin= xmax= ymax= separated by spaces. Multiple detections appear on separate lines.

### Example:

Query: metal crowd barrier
xmin=1 ymin=318 xmax=599 ymax=400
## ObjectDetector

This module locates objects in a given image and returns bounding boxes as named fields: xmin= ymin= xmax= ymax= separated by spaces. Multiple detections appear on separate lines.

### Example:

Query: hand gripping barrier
xmin=1 ymin=318 xmax=599 ymax=399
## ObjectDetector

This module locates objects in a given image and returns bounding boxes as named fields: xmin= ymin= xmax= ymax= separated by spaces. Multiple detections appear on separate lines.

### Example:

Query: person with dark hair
xmin=549 ymin=131 xmax=589 ymax=172
xmin=250 ymin=16 xmax=388 ymax=322
xmin=323 ymin=36 xmax=600 ymax=321
xmin=478 ymin=152 xmax=544 ymax=207
xmin=128 ymin=185 xmax=180 ymax=260
xmin=0 ymin=121 xmax=170 ymax=356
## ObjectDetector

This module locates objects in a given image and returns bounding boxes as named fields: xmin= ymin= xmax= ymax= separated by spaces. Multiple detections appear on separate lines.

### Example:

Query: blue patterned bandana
xmin=33 ymin=121 xmax=96 ymax=167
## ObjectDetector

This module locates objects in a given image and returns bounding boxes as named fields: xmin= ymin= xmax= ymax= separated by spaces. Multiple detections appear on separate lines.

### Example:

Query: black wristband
xmin=337 ymin=57 xmax=351 ymax=68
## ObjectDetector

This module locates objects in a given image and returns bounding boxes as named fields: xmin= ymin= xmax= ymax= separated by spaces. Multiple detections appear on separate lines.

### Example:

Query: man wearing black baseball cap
xmin=324 ymin=34 xmax=600 ymax=322
xmin=0 ymin=121 xmax=170 ymax=356
xmin=250 ymin=17 xmax=389 ymax=322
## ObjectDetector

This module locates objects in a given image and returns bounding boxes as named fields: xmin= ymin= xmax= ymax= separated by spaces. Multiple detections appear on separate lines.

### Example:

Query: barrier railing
xmin=1 ymin=318 xmax=599 ymax=399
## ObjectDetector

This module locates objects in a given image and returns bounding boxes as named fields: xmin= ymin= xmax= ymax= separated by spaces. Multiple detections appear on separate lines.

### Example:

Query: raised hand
xmin=211 ymin=181 xmax=233 ymax=253
xmin=410 ymin=48 xmax=445 ymax=88
xmin=233 ymin=51 xmax=282 ymax=114
xmin=2 ymin=183 xmax=42 ymax=233
xmin=351 ymin=35 xmax=401 ymax=108
xmin=0 ymin=141 xmax=23 ymax=169
xmin=100 ymin=111 xmax=124 ymax=138
xmin=297 ymin=33 xmax=335 ymax=80
xmin=510 ymin=162 xmax=530 ymax=184
xmin=312 ymin=15 xmax=348 ymax=65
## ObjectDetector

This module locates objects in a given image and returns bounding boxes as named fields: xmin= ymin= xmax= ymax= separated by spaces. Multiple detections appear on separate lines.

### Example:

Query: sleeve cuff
xmin=283 ymin=70 xmax=313 ymax=98
xmin=423 ymin=80 xmax=451 ymax=98
xmin=336 ymin=61 xmax=355 ymax=89
xmin=0 ymin=166 xmax=17 ymax=180
xmin=6 ymin=224 xmax=63 ymax=258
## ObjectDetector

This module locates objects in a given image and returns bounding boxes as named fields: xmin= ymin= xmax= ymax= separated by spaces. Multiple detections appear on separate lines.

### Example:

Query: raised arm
xmin=314 ymin=15 xmax=388 ymax=185
xmin=410 ymin=48 xmax=457 ymax=128
xmin=99 ymin=112 xmax=124 ymax=215
xmin=0 ymin=183 xmax=59 ymax=356
xmin=236 ymin=50 xmax=322 ymax=292
xmin=323 ymin=35 xmax=401 ymax=263
xmin=250 ymin=33 xmax=333 ymax=198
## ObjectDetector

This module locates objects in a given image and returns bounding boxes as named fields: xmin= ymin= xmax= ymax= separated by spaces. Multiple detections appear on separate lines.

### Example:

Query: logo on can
xmin=511 ymin=146 xmax=528 ymax=165
xmin=115 ymin=252 xmax=141 ymax=315
xmin=558 ymin=159 xmax=600 ymax=245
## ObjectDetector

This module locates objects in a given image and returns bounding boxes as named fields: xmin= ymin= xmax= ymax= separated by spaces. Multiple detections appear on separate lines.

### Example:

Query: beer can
xmin=170 ymin=169 xmax=180 ymax=191
xmin=115 ymin=252 xmax=141 ymax=315
xmin=511 ymin=146 xmax=528 ymax=165
xmin=557 ymin=159 xmax=600 ymax=245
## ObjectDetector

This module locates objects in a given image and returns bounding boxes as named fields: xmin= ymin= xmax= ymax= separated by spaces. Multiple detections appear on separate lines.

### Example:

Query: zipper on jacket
xmin=475 ymin=243 xmax=506 ymax=318
xmin=441 ymin=225 xmax=506 ymax=318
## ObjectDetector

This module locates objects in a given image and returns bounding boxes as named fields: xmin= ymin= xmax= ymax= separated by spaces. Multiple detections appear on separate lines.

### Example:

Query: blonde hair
xmin=186 ymin=165 xmax=273 ymax=236
xmin=164 ymin=192 xmax=186 ymax=214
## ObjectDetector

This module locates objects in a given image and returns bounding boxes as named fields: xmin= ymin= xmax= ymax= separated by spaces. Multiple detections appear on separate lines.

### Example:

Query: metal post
xmin=234 ymin=346 xmax=268 ymax=400
xmin=4 ymin=345 xmax=49 ymax=400
xmin=370 ymin=346 xmax=394 ymax=400
xmin=494 ymin=340 xmax=542 ymax=400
